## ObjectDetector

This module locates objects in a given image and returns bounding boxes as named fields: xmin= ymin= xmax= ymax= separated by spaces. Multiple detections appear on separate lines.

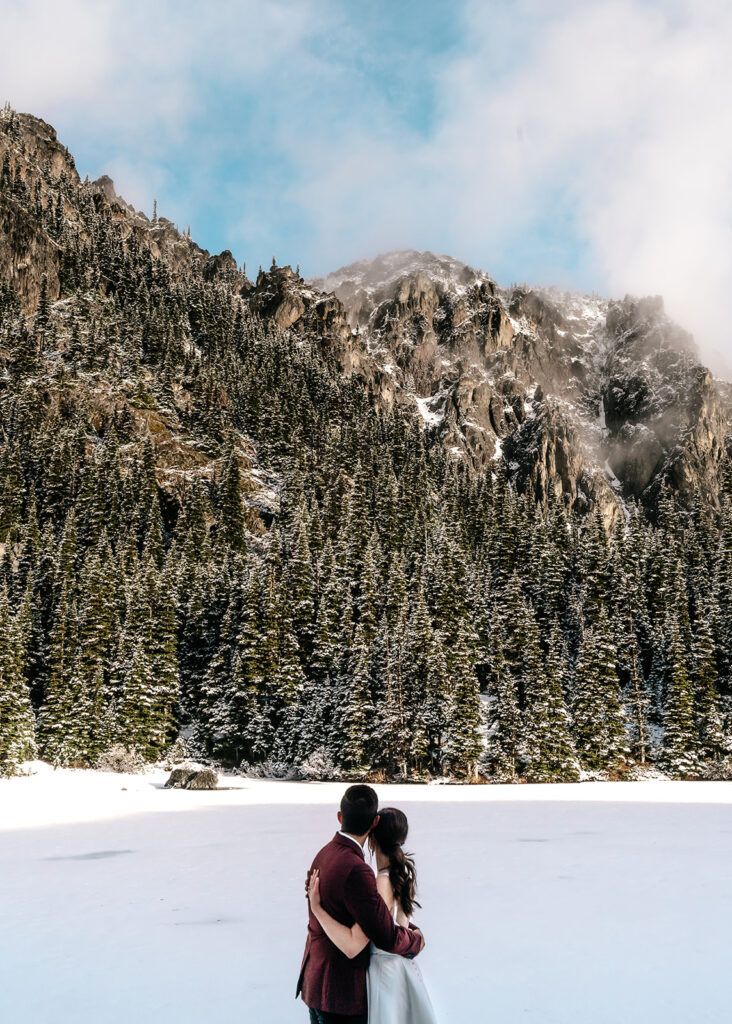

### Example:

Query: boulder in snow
xmin=164 ymin=767 xmax=196 ymax=789
xmin=183 ymin=769 xmax=219 ymax=790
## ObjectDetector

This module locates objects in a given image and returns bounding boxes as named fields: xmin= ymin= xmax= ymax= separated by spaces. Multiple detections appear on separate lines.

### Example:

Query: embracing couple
xmin=297 ymin=785 xmax=437 ymax=1024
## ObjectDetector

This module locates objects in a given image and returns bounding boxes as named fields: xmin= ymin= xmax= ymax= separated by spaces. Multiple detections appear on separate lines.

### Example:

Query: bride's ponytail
xmin=372 ymin=807 xmax=420 ymax=919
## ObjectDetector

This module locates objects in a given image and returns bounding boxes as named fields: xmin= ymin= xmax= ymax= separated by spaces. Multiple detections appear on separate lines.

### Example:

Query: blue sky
xmin=2 ymin=0 xmax=732 ymax=361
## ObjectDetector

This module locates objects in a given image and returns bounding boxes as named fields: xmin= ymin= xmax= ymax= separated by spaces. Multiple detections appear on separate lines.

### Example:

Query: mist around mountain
xmin=1 ymin=106 xmax=731 ymax=782
xmin=313 ymin=249 xmax=729 ymax=525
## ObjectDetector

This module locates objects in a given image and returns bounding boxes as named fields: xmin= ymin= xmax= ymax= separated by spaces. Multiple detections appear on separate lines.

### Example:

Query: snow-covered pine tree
xmin=117 ymin=640 xmax=158 ymax=756
xmin=662 ymin=621 xmax=700 ymax=777
xmin=269 ymin=588 xmax=306 ymax=762
xmin=522 ymin=618 xmax=579 ymax=782
xmin=38 ymin=589 xmax=80 ymax=764
xmin=310 ymin=542 xmax=341 ymax=683
xmin=148 ymin=568 xmax=180 ymax=752
xmin=337 ymin=624 xmax=375 ymax=774
xmin=180 ymin=477 xmax=209 ymax=562
xmin=217 ymin=570 xmax=269 ymax=764
xmin=0 ymin=445 xmax=24 ymax=541
xmin=344 ymin=462 xmax=370 ymax=576
xmin=0 ymin=588 xmax=36 ymax=775
xmin=408 ymin=583 xmax=448 ymax=775
xmin=54 ymin=509 xmax=78 ymax=599
xmin=216 ymin=445 xmax=247 ymax=553
xmin=369 ymin=618 xmax=396 ymax=774
xmin=114 ymin=561 xmax=178 ymax=758
xmin=531 ymin=518 xmax=568 ymax=626
xmin=443 ymin=627 xmax=483 ymax=779
xmin=481 ymin=619 xmax=520 ymax=779
xmin=287 ymin=509 xmax=315 ymax=663
xmin=614 ymin=567 xmax=650 ymax=764
xmin=712 ymin=499 xmax=732 ymax=687
xmin=355 ymin=533 xmax=381 ymax=646
xmin=76 ymin=541 xmax=117 ymax=688
xmin=692 ymin=609 xmax=726 ymax=762
xmin=576 ymin=509 xmax=610 ymax=627
xmin=572 ymin=610 xmax=628 ymax=773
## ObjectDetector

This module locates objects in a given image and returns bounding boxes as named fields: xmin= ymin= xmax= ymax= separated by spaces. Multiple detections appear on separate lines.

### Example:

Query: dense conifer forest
xmin=1 ymin=105 xmax=731 ymax=781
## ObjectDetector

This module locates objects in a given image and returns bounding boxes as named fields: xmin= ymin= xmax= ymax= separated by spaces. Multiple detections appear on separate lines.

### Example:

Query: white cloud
xmin=285 ymin=0 xmax=732 ymax=365
xmin=470 ymin=0 xmax=732 ymax=367
xmin=1 ymin=0 xmax=314 ymax=128
xmin=0 ymin=0 xmax=320 ymax=235
xmin=2 ymin=0 xmax=732 ymax=366
xmin=2 ymin=0 xmax=116 ymax=108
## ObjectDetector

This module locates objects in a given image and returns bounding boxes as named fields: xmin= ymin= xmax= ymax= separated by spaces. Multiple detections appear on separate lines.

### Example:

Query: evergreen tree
xmin=662 ymin=623 xmax=700 ymax=777
xmin=443 ymin=629 xmax=483 ymax=779
xmin=482 ymin=620 xmax=520 ymax=778
xmin=287 ymin=512 xmax=315 ymax=662
xmin=337 ymin=625 xmax=374 ymax=773
xmin=0 ymin=589 xmax=36 ymax=775
xmin=408 ymin=585 xmax=449 ymax=775
xmin=34 ymin=273 xmax=51 ymax=335
xmin=692 ymin=611 xmax=726 ymax=761
xmin=522 ymin=620 xmax=579 ymax=782
xmin=615 ymin=569 xmax=650 ymax=763
xmin=216 ymin=447 xmax=247 ymax=553
xmin=572 ymin=612 xmax=628 ymax=772
xmin=38 ymin=590 xmax=80 ymax=764
xmin=118 ymin=640 xmax=158 ymax=755
xmin=208 ymin=571 xmax=267 ymax=763
xmin=148 ymin=571 xmax=180 ymax=750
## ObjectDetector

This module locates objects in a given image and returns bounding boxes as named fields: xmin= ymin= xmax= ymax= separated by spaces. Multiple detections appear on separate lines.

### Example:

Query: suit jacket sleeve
xmin=343 ymin=860 xmax=422 ymax=956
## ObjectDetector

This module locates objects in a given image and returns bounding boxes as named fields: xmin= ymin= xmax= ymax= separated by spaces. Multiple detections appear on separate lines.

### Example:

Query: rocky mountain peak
xmin=311 ymin=248 xmax=487 ymax=294
xmin=307 ymin=249 xmax=730 ymax=525
xmin=92 ymin=174 xmax=117 ymax=204
xmin=1 ymin=109 xmax=729 ymax=527
xmin=310 ymin=249 xmax=492 ymax=331
xmin=0 ymin=109 xmax=253 ymax=314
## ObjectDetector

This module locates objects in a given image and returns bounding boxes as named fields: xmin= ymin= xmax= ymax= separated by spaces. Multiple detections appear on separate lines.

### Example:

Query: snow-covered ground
xmin=2 ymin=766 xmax=731 ymax=1024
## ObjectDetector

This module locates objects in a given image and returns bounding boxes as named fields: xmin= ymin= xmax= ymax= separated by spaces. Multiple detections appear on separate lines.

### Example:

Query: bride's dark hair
xmin=371 ymin=807 xmax=420 ymax=918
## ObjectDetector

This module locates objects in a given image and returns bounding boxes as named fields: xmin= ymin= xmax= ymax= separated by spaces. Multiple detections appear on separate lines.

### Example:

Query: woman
xmin=308 ymin=807 xmax=437 ymax=1024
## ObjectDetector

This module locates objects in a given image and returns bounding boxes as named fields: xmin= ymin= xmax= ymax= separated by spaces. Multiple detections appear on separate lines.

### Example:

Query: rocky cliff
xmin=310 ymin=251 xmax=731 ymax=523
xmin=1 ymin=108 xmax=729 ymax=526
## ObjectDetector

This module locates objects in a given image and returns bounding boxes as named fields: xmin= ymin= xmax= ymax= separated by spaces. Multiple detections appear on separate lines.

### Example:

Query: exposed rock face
xmin=308 ymin=251 xmax=731 ymax=522
xmin=0 ymin=195 xmax=61 ymax=308
xmin=247 ymin=264 xmax=393 ymax=404
xmin=203 ymin=249 xmax=238 ymax=283
xmin=601 ymin=298 xmax=727 ymax=509
xmin=0 ymin=111 xmax=251 ymax=314
xmin=92 ymin=173 xmax=114 ymax=199
xmin=252 ymin=264 xmax=307 ymax=329
xmin=0 ymin=115 xmax=85 ymax=312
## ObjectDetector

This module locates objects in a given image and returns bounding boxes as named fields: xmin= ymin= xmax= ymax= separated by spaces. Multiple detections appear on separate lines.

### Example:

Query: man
xmin=297 ymin=784 xmax=425 ymax=1024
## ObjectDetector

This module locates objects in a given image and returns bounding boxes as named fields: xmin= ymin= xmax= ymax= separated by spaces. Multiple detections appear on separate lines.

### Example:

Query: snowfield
xmin=1 ymin=767 xmax=731 ymax=1024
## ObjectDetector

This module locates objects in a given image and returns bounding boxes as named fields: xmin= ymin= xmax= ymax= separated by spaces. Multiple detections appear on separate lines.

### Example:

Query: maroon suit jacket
xmin=297 ymin=832 xmax=423 ymax=1016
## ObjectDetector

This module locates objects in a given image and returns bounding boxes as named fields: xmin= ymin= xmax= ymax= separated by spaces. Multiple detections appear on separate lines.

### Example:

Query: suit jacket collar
xmin=333 ymin=831 xmax=365 ymax=860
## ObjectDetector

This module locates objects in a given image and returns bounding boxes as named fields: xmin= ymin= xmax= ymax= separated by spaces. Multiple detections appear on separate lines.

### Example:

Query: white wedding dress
xmin=366 ymin=873 xmax=438 ymax=1024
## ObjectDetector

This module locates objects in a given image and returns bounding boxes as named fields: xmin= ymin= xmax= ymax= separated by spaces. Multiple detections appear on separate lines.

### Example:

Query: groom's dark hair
xmin=340 ymin=784 xmax=378 ymax=835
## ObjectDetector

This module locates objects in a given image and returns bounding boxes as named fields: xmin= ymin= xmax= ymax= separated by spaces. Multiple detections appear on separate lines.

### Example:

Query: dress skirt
xmin=367 ymin=945 xmax=438 ymax=1024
